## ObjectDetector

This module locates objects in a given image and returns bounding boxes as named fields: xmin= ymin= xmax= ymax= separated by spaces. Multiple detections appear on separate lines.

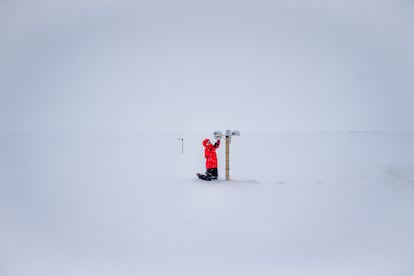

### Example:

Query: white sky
xmin=1 ymin=0 xmax=413 ymax=133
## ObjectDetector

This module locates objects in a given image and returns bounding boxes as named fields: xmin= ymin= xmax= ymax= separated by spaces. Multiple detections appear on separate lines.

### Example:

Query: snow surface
xmin=1 ymin=0 xmax=414 ymax=275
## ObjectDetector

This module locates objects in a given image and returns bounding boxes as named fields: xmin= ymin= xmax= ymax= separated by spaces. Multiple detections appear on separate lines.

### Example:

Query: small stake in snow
xmin=214 ymin=130 xmax=240 ymax=181
xmin=178 ymin=137 xmax=184 ymax=153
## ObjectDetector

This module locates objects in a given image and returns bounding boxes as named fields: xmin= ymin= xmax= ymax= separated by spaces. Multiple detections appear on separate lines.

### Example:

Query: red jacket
xmin=203 ymin=139 xmax=220 ymax=169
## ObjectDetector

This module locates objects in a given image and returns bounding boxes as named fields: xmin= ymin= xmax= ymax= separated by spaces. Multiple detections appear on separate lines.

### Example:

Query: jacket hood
xmin=202 ymin=139 xmax=210 ymax=147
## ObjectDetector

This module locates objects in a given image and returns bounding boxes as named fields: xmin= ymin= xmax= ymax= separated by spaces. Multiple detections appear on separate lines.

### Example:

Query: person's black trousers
xmin=198 ymin=168 xmax=218 ymax=181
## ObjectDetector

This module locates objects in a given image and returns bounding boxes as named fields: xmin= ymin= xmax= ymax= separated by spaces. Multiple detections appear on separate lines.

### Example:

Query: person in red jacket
xmin=197 ymin=138 xmax=221 ymax=181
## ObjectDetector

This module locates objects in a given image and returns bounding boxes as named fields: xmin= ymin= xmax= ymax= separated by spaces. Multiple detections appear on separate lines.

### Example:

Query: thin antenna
xmin=178 ymin=137 xmax=184 ymax=153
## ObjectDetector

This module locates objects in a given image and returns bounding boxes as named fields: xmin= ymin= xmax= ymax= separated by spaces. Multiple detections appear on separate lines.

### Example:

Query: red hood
xmin=202 ymin=139 xmax=210 ymax=147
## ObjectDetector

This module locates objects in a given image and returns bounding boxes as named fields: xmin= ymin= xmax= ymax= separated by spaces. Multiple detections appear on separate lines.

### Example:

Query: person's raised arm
xmin=214 ymin=139 xmax=220 ymax=148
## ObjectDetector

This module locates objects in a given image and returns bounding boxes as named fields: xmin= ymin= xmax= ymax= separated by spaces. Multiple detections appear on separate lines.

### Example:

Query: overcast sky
xmin=1 ymin=0 xmax=413 ymax=133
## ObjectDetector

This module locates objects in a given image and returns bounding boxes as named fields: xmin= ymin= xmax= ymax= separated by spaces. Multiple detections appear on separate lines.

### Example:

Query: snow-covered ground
xmin=1 ymin=131 xmax=413 ymax=275
xmin=1 ymin=0 xmax=414 ymax=275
